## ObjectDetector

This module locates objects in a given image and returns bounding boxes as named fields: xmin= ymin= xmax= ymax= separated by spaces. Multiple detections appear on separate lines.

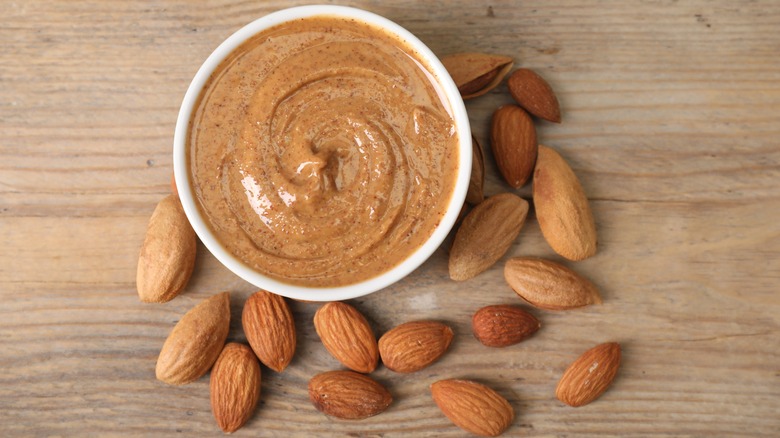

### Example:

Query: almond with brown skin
xmin=313 ymin=302 xmax=378 ymax=373
xmin=210 ymin=343 xmax=261 ymax=433
xmin=156 ymin=292 xmax=230 ymax=385
xmin=242 ymin=290 xmax=296 ymax=372
xmin=431 ymin=379 xmax=514 ymax=437
xmin=308 ymin=370 xmax=392 ymax=419
xmin=136 ymin=194 xmax=196 ymax=303
xmin=466 ymin=135 xmax=486 ymax=204
xmin=378 ymin=321 xmax=453 ymax=373
xmin=441 ymin=53 xmax=514 ymax=99
xmin=491 ymin=105 xmax=537 ymax=188
xmin=449 ymin=193 xmax=529 ymax=281
xmin=504 ymin=257 xmax=601 ymax=310
xmin=556 ymin=342 xmax=621 ymax=407
xmin=533 ymin=145 xmax=597 ymax=260
xmin=472 ymin=305 xmax=540 ymax=347
xmin=507 ymin=68 xmax=561 ymax=123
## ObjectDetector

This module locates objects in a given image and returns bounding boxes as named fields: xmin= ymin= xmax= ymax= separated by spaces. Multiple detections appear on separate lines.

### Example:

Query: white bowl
xmin=173 ymin=5 xmax=471 ymax=301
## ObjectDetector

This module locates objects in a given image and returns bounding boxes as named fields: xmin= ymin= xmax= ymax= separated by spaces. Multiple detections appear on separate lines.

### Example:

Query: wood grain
xmin=1 ymin=0 xmax=779 ymax=436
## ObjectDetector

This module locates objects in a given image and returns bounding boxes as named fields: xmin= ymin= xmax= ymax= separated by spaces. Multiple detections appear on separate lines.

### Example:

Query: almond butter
xmin=466 ymin=135 xmax=486 ymax=204
xmin=156 ymin=292 xmax=230 ymax=385
xmin=313 ymin=302 xmax=378 ymax=373
xmin=449 ymin=193 xmax=529 ymax=281
xmin=490 ymin=105 xmax=537 ymax=188
xmin=431 ymin=379 xmax=514 ymax=437
xmin=378 ymin=321 xmax=453 ymax=373
xmin=507 ymin=68 xmax=561 ymax=123
xmin=441 ymin=53 xmax=513 ymax=99
xmin=210 ymin=343 xmax=261 ymax=433
xmin=504 ymin=257 xmax=601 ymax=310
xmin=308 ymin=370 xmax=392 ymax=419
xmin=242 ymin=290 xmax=296 ymax=373
xmin=136 ymin=194 xmax=196 ymax=303
xmin=472 ymin=305 xmax=540 ymax=347
xmin=556 ymin=342 xmax=621 ymax=407
xmin=533 ymin=145 xmax=597 ymax=260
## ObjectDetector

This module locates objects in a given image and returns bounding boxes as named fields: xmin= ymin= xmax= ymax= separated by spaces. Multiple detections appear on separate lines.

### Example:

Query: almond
xmin=378 ymin=321 xmax=453 ymax=373
xmin=556 ymin=342 xmax=621 ymax=407
xmin=441 ymin=53 xmax=513 ymax=99
xmin=504 ymin=257 xmax=601 ymax=310
xmin=210 ymin=343 xmax=261 ymax=433
xmin=507 ymin=68 xmax=561 ymax=123
xmin=136 ymin=194 xmax=197 ymax=303
xmin=431 ymin=379 xmax=514 ymax=437
xmin=242 ymin=290 xmax=296 ymax=372
xmin=449 ymin=193 xmax=529 ymax=281
xmin=490 ymin=105 xmax=538 ymax=188
xmin=308 ymin=370 xmax=392 ymax=419
xmin=313 ymin=302 xmax=378 ymax=373
xmin=533 ymin=145 xmax=597 ymax=260
xmin=466 ymin=135 xmax=486 ymax=204
xmin=472 ymin=305 xmax=540 ymax=347
xmin=156 ymin=292 xmax=230 ymax=385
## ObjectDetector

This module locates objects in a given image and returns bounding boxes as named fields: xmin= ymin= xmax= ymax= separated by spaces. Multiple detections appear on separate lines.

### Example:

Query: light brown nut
xmin=136 ymin=194 xmax=196 ymax=303
xmin=556 ymin=342 xmax=622 ymax=407
xmin=378 ymin=321 xmax=453 ymax=373
xmin=308 ymin=370 xmax=392 ymax=419
xmin=242 ymin=290 xmax=296 ymax=372
xmin=472 ymin=305 xmax=540 ymax=347
xmin=466 ymin=135 xmax=486 ymax=205
xmin=441 ymin=53 xmax=514 ymax=99
xmin=490 ymin=105 xmax=538 ymax=188
xmin=449 ymin=193 xmax=529 ymax=281
xmin=210 ymin=343 xmax=261 ymax=434
xmin=504 ymin=257 xmax=601 ymax=310
xmin=431 ymin=379 xmax=514 ymax=437
xmin=313 ymin=302 xmax=378 ymax=373
xmin=507 ymin=68 xmax=561 ymax=123
xmin=156 ymin=292 xmax=230 ymax=385
xmin=533 ymin=145 xmax=597 ymax=260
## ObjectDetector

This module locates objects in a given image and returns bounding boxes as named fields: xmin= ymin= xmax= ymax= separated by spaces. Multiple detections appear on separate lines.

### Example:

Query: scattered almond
xmin=472 ymin=305 xmax=540 ymax=347
xmin=313 ymin=302 xmax=378 ymax=373
xmin=533 ymin=145 xmax=598 ymax=261
xmin=378 ymin=321 xmax=453 ymax=373
xmin=507 ymin=68 xmax=561 ymax=123
xmin=449 ymin=193 xmax=529 ymax=281
xmin=309 ymin=370 xmax=392 ymax=419
xmin=136 ymin=194 xmax=196 ymax=303
xmin=242 ymin=290 xmax=296 ymax=373
xmin=504 ymin=257 xmax=601 ymax=310
xmin=156 ymin=292 xmax=230 ymax=385
xmin=556 ymin=342 xmax=621 ymax=407
xmin=466 ymin=135 xmax=486 ymax=204
xmin=490 ymin=105 xmax=538 ymax=188
xmin=431 ymin=379 xmax=514 ymax=437
xmin=441 ymin=53 xmax=513 ymax=99
xmin=210 ymin=343 xmax=261 ymax=433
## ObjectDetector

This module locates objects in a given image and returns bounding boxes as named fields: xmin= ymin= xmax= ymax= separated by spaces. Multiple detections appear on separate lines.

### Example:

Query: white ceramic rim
xmin=173 ymin=5 xmax=471 ymax=301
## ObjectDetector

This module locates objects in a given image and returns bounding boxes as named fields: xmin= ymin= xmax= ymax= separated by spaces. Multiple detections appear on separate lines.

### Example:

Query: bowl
xmin=173 ymin=5 xmax=471 ymax=301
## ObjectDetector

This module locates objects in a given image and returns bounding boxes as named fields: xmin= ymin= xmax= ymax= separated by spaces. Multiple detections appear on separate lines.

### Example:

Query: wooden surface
xmin=2 ymin=1 xmax=779 ymax=436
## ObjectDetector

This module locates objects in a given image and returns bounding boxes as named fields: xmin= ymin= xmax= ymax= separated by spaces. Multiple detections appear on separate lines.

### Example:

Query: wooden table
xmin=2 ymin=1 xmax=778 ymax=436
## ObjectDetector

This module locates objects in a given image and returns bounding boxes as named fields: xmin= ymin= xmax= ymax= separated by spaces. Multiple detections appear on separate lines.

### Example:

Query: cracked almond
xmin=442 ymin=53 xmax=513 ymax=99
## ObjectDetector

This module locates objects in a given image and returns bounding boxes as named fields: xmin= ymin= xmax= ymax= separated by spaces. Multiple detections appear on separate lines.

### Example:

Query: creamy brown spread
xmin=188 ymin=16 xmax=458 ymax=287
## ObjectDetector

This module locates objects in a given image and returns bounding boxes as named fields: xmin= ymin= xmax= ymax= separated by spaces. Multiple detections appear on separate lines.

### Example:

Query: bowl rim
xmin=173 ymin=4 xmax=471 ymax=301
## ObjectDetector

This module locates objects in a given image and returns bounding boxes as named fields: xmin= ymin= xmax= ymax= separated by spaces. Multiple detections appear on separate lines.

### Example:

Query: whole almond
xmin=449 ymin=193 xmax=529 ymax=281
xmin=472 ymin=305 xmax=540 ymax=347
xmin=431 ymin=379 xmax=514 ymax=437
xmin=242 ymin=290 xmax=296 ymax=372
xmin=308 ymin=370 xmax=392 ymax=419
xmin=136 ymin=194 xmax=196 ymax=303
xmin=556 ymin=342 xmax=621 ymax=407
xmin=504 ymin=257 xmax=601 ymax=310
xmin=507 ymin=68 xmax=561 ymax=123
xmin=491 ymin=105 xmax=538 ymax=188
xmin=441 ymin=53 xmax=514 ymax=99
xmin=533 ymin=145 xmax=597 ymax=260
xmin=313 ymin=302 xmax=378 ymax=373
xmin=466 ymin=135 xmax=486 ymax=204
xmin=156 ymin=292 xmax=230 ymax=385
xmin=210 ymin=343 xmax=261 ymax=433
xmin=378 ymin=321 xmax=453 ymax=373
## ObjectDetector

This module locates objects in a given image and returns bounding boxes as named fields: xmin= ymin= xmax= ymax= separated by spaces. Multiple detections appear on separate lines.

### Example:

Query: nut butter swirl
xmin=189 ymin=17 xmax=458 ymax=287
